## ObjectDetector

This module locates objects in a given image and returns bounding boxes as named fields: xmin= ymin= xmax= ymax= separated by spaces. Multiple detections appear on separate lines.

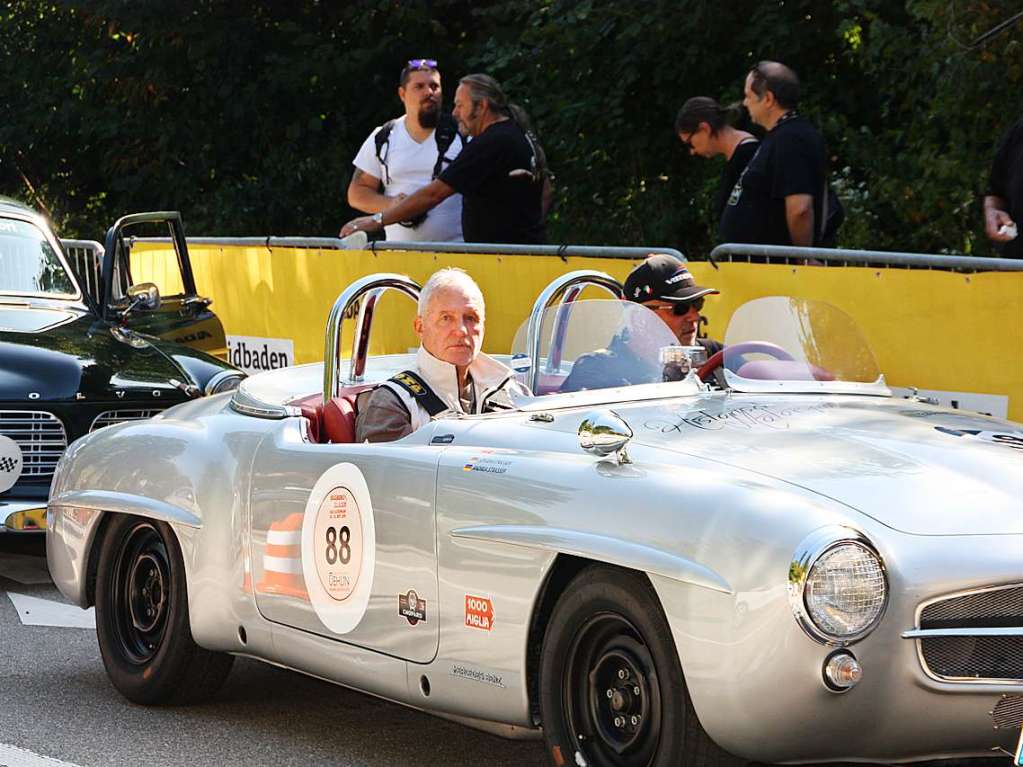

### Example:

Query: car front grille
xmin=0 ymin=410 xmax=68 ymax=480
xmin=90 ymin=408 xmax=163 ymax=432
xmin=914 ymin=585 xmax=1023 ymax=683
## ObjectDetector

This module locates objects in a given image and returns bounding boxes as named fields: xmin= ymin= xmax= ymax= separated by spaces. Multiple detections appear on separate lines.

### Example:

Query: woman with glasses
xmin=675 ymin=97 xmax=759 ymax=231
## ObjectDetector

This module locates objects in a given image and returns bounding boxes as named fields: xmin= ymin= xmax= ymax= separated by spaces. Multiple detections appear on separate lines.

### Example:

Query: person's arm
xmin=541 ymin=176 xmax=554 ymax=217
xmin=346 ymin=168 xmax=393 ymax=214
xmin=984 ymin=194 xmax=1016 ymax=241
xmin=784 ymin=193 xmax=815 ymax=247
xmin=340 ymin=179 xmax=454 ymax=237
xmin=355 ymin=388 xmax=414 ymax=443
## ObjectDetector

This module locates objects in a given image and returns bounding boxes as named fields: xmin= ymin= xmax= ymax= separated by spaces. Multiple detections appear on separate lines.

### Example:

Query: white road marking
xmin=0 ymin=742 xmax=83 ymax=767
xmin=6 ymin=593 xmax=95 ymax=629
xmin=0 ymin=554 xmax=52 ymax=585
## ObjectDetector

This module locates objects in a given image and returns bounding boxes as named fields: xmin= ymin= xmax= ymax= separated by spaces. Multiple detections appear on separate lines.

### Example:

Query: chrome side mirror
xmin=578 ymin=410 xmax=633 ymax=464
xmin=124 ymin=282 xmax=161 ymax=313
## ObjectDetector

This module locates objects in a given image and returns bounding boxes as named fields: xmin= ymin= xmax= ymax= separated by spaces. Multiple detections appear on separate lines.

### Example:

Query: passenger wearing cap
xmin=560 ymin=254 xmax=721 ymax=393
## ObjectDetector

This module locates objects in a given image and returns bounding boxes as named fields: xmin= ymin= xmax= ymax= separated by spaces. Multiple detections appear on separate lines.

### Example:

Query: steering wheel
xmin=697 ymin=341 xmax=795 ymax=382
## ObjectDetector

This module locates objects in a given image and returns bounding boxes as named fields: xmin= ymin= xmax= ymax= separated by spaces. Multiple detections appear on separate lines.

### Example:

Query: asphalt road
xmin=0 ymin=535 xmax=546 ymax=767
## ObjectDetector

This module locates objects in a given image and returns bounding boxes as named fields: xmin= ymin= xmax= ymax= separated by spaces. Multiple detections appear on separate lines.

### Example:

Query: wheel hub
xmin=128 ymin=553 xmax=166 ymax=633
xmin=589 ymin=648 xmax=650 ymax=752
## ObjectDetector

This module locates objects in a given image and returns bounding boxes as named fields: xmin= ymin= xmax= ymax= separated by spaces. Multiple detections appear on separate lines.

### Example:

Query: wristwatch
xmin=372 ymin=212 xmax=384 ymax=227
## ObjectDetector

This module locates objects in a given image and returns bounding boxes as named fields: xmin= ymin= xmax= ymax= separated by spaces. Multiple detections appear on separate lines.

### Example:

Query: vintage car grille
xmin=915 ymin=585 xmax=1023 ymax=683
xmin=0 ymin=410 xmax=68 ymax=480
xmin=90 ymin=408 xmax=163 ymax=432
xmin=992 ymin=695 xmax=1023 ymax=730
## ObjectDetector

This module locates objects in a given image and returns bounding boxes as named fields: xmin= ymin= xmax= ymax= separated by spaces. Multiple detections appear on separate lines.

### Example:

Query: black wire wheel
xmin=95 ymin=514 xmax=234 ymax=705
xmin=539 ymin=566 xmax=741 ymax=767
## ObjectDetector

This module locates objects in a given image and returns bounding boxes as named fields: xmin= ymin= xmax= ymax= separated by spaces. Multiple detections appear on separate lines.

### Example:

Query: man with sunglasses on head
xmin=342 ymin=73 xmax=550 ymax=244
xmin=346 ymin=58 xmax=464 ymax=242
xmin=560 ymin=254 xmax=721 ymax=392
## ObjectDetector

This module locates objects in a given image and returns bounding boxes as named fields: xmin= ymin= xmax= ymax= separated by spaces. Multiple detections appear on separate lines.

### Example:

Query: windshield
xmin=722 ymin=297 xmax=886 ymax=393
xmin=0 ymin=217 xmax=77 ymax=297
xmin=509 ymin=299 xmax=696 ymax=399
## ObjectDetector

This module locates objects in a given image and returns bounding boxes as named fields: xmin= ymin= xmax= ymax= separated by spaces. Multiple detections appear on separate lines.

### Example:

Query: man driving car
xmin=560 ymin=254 xmax=721 ymax=392
xmin=355 ymin=267 xmax=526 ymax=442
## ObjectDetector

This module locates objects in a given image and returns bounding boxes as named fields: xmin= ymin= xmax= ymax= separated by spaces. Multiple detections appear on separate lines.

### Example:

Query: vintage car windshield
xmin=0 ymin=217 xmax=77 ymax=297
xmin=509 ymin=299 xmax=692 ymax=401
xmin=722 ymin=296 xmax=887 ymax=394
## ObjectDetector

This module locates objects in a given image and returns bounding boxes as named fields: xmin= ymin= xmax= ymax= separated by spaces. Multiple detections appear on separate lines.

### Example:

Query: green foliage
xmin=1 ymin=0 xmax=1021 ymax=258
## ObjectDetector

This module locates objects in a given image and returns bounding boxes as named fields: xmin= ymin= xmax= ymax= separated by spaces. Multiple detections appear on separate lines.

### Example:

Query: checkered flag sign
xmin=0 ymin=435 xmax=24 ymax=493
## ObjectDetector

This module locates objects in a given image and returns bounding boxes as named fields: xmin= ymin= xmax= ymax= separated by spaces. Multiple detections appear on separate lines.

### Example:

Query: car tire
xmin=539 ymin=565 xmax=742 ymax=767
xmin=95 ymin=514 xmax=234 ymax=705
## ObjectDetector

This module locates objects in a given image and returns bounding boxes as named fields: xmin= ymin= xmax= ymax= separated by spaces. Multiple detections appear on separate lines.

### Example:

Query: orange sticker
xmin=464 ymin=594 xmax=495 ymax=631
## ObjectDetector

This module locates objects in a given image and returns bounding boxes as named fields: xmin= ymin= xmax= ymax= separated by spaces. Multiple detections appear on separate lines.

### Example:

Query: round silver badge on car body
xmin=578 ymin=410 xmax=633 ymax=465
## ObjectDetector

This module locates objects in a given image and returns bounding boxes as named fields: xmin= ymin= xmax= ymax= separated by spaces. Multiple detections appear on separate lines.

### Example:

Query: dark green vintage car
xmin=0 ymin=198 xmax=244 ymax=532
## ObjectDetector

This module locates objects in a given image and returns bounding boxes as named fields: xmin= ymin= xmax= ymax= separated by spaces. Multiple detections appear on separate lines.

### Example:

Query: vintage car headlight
xmin=789 ymin=528 xmax=888 ymax=645
xmin=204 ymin=370 xmax=246 ymax=396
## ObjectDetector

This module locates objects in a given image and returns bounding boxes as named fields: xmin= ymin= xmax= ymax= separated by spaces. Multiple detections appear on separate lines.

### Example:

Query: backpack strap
xmin=373 ymin=119 xmax=398 ymax=187
xmin=432 ymin=113 xmax=462 ymax=179
xmin=388 ymin=370 xmax=448 ymax=417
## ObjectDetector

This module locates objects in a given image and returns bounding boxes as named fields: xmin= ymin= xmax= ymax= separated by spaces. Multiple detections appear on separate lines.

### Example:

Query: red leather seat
xmin=292 ymin=384 xmax=374 ymax=444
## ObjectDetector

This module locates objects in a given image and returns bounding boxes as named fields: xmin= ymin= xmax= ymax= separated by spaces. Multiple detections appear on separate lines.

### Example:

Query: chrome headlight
xmin=789 ymin=528 xmax=887 ymax=645
xmin=204 ymin=370 xmax=246 ymax=396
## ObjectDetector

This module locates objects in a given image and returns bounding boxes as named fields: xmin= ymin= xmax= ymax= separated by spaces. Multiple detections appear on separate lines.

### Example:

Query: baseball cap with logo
xmin=623 ymin=254 xmax=719 ymax=304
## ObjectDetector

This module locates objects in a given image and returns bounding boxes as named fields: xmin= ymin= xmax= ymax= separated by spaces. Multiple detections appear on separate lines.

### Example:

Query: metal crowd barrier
xmin=61 ymin=239 xmax=105 ymax=302
xmin=709 ymin=242 xmax=1023 ymax=272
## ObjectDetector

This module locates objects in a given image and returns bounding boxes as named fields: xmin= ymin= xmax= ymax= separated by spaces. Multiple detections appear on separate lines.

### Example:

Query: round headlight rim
xmin=204 ymin=370 xmax=247 ymax=396
xmin=788 ymin=527 xmax=888 ymax=647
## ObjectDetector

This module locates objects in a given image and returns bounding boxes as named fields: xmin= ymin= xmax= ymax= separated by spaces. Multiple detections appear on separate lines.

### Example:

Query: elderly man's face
xmin=415 ymin=285 xmax=484 ymax=368
xmin=452 ymin=83 xmax=483 ymax=137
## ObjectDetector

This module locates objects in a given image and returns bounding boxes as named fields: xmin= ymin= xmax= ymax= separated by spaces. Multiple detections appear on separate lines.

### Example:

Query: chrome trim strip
xmin=450 ymin=524 xmax=732 ymax=594
xmin=903 ymin=627 xmax=1023 ymax=638
xmin=787 ymin=526 xmax=888 ymax=647
xmin=48 ymin=490 xmax=202 ymax=528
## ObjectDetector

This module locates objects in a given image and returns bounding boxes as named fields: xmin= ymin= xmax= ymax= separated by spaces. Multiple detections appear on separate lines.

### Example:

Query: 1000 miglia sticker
xmin=301 ymin=463 xmax=376 ymax=634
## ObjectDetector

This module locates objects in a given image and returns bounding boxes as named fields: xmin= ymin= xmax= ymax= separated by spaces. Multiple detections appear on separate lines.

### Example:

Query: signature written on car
xmin=645 ymin=402 xmax=844 ymax=434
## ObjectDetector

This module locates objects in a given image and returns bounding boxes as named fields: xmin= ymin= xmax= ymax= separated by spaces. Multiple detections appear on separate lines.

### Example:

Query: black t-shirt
xmin=718 ymin=114 xmax=826 ymax=246
xmin=438 ymin=119 xmax=546 ymax=244
xmin=988 ymin=118 xmax=1023 ymax=259
xmin=713 ymin=139 xmax=759 ymax=222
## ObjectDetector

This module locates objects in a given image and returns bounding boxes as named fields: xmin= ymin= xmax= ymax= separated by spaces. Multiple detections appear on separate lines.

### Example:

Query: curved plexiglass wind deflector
xmin=508 ymin=299 xmax=702 ymax=407
xmin=722 ymin=297 xmax=889 ymax=395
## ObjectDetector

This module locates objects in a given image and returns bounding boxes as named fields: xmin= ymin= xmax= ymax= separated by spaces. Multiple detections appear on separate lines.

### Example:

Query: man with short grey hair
xmin=355 ymin=268 xmax=526 ymax=443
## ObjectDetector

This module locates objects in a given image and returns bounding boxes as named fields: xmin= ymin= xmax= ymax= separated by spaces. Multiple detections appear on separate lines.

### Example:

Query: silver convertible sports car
xmin=47 ymin=270 xmax=1023 ymax=767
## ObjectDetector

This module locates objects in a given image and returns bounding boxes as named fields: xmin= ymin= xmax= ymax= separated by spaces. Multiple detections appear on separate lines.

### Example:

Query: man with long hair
xmin=341 ymin=74 xmax=551 ymax=244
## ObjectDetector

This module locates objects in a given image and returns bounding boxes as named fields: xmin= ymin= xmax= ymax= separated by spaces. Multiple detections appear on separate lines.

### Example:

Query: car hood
xmin=620 ymin=393 xmax=1023 ymax=536
xmin=0 ymin=306 xmax=191 ymax=402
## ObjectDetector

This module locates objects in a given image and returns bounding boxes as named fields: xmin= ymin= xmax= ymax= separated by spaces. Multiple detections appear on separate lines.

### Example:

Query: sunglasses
xmin=407 ymin=58 xmax=438 ymax=70
xmin=652 ymin=297 xmax=704 ymax=315
xmin=678 ymin=133 xmax=695 ymax=151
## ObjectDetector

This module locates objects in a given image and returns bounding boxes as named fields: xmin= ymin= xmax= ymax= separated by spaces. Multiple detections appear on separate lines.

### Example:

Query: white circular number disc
xmin=301 ymin=463 xmax=376 ymax=634
xmin=0 ymin=435 xmax=23 ymax=494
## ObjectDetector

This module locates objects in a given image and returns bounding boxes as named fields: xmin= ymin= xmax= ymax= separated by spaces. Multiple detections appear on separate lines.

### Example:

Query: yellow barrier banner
xmin=133 ymin=244 xmax=1023 ymax=420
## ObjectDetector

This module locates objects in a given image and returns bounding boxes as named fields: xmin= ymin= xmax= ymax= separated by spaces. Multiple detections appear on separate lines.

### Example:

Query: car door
xmin=100 ymin=212 xmax=227 ymax=359
xmin=247 ymin=417 xmax=442 ymax=663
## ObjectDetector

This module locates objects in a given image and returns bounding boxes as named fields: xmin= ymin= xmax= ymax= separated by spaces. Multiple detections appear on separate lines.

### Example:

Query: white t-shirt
xmin=352 ymin=117 xmax=464 ymax=242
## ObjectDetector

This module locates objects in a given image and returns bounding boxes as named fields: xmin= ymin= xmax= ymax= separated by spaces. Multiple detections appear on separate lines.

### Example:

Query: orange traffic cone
xmin=256 ymin=512 xmax=309 ymax=600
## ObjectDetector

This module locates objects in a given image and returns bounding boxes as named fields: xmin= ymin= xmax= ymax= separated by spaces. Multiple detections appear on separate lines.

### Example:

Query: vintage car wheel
xmin=539 ymin=566 xmax=739 ymax=767
xmin=95 ymin=514 xmax=234 ymax=705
